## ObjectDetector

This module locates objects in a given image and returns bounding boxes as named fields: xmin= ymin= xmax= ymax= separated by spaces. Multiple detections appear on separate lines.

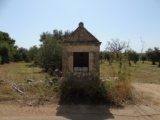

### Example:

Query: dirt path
xmin=132 ymin=82 xmax=160 ymax=105
xmin=133 ymin=83 xmax=160 ymax=98
xmin=1 ymin=82 xmax=160 ymax=120
xmin=1 ymin=104 xmax=160 ymax=120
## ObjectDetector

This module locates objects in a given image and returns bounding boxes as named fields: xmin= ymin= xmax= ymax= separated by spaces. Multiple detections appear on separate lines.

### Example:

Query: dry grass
xmin=100 ymin=60 xmax=160 ymax=84
xmin=1 ymin=60 xmax=159 ymax=104
xmin=0 ymin=62 xmax=47 ymax=84
xmin=103 ymin=80 xmax=133 ymax=105
xmin=0 ymin=62 xmax=49 ymax=102
xmin=131 ymin=61 xmax=160 ymax=84
xmin=100 ymin=60 xmax=160 ymax=105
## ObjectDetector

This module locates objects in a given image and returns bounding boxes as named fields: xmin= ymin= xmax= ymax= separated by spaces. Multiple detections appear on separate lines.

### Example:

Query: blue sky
xmin=0 ymin=0 xmax=160 ymax=52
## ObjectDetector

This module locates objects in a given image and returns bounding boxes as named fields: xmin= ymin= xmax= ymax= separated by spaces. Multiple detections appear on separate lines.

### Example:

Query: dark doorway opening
xmin=73 ymin=52 xmax=89 ymax=72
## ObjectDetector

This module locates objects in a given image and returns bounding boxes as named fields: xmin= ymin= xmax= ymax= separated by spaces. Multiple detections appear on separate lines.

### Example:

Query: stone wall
xmin=62 ymin=42 xmax=100 ymax=79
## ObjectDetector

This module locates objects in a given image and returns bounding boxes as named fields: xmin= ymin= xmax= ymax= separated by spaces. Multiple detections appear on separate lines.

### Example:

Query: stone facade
xmin=62 ymin=22 xmax=101 ymax=79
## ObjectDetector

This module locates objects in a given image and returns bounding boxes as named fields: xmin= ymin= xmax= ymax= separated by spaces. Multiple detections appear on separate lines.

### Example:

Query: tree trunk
xmin=119 ymin=61 xmax=122 ymax=68
xmin=152 ymin=61 xmax=156 ymax=65
xmin=129 ymin=60 xmax=131 ymax=66
xmin=158 ymin=61 xmax=160 ymax=67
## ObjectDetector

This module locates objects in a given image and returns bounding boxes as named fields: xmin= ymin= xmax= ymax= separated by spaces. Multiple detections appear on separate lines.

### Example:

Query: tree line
xmin=100 ymin=39 xmax=160 ymax=67
xmin=1 ymin=30 xmax=160 ymax=74
xmin=0 ymin=30 xmax=71 ymax=71
xmin=0 ymin=31 xmax=16 ymax=64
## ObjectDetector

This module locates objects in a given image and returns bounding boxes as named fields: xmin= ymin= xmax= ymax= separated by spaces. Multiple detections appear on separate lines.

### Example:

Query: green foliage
xmin=116 ymin=53 xmax=132 ymax=81
xmin=146 ymin=48 xmax=157 ymax=65
xmin=128 ymin=50 xmax=139 ymax=65
xmin=154 ymin=47 xmax=160 ymax=67
xmin=0 ymin=31 xmax=30 ymax=63
xmin=0 ymin=31 xmax=16 ymax=64
xmin=36 ymin=37 xmax=62 ymax=72
xmin=104 ymin=51 xmax=115 ymax=65
xmin=141 ymin=54 xmax=147 ymax=63
xmin=99 ymin=51 xmax=115 ymax=64
xmin=28 ymin=45 xmax=39 ymax=62
xmin=0 ymin=56 xmax=2 ymax=64
xmin=16 ymin=47 xmax=29 ymax=62
xmin=146 ymin=47 xmax=160 ymax=67
xmin=36 ymin=29 xmax=71 ymax=72
xmin=100 ymin=51 xmax=104 ymax=63
xmin=40 ymin=30 xmax=71 ymax=42
xmin=0 ymin=42 xmax=11 ymax=64
xmin=40 ymin=32 xmax=52 ymax=42
xmin=0 ymin=31 xmax=15 ymax=45
xmin=59 ymin=77 xmax=133 ymax=105
xmin=101 ymin=51 xmax=134 ymax=104
xmin=59 ymin=77 xmax=106 ymax=104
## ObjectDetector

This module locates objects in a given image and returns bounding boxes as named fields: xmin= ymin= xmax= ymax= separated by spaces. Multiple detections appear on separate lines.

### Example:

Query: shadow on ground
xmin=56 ymin=104 xmax=114 ymax=120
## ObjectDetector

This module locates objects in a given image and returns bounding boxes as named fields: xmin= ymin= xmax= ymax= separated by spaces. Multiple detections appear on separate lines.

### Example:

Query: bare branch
xmin=9 ymin=82 xmax=26 ymax=95
xmin=105 ymin=39 xmax=127 ymax=54
xmin=140 ymin=37 xmax=146 ymax=53
xmin=7 ymin=76 xmax=26 ymax=95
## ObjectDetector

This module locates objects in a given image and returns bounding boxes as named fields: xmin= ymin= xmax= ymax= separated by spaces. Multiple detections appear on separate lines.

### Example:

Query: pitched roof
xmin=64 ymin=22 xmax=100 ymax=42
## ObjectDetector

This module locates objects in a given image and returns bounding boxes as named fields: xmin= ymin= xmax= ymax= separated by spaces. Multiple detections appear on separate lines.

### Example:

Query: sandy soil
xmin=1 ymin=82 xmax=160 ymax=120
xmin=0 ymin=103 xmax=58 ymax=117
xmin=133 ymin=82 xmax=160 ymax=105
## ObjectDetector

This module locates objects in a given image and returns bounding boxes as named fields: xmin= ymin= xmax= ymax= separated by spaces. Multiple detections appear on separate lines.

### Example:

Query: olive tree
xmin=146 ymin=48 xmax=157 ymax=65
xmin=105 ymin=39 xmax=127 ymax=59
xmin=128 ymin=50 xmax=139 ymax=65
xmin=36 ymin=37 xmax=62 ymax=72
xmin=105 ymin=39 xmax=129 ymax=68
xmin=141 ymin=54 xmax=147 ymax=63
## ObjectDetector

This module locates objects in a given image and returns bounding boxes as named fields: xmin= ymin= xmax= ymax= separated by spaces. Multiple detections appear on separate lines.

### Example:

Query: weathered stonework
xmin=62 ymin=22 xmax=101 ymax=79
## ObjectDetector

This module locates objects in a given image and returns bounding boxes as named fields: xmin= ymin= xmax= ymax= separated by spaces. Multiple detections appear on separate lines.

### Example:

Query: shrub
xmin=102 ymin=52 xmax=133 ymax=105
xmin=0 ymin=56 xmax=2 ymax=64
xmin=0 ymin=42 xmax=11 ymax=64
xmin=59 ymin=77 xmax=106 ymax=104
xmin=104 ymin=80 xmax=133 ymax=105
xmin=59 ymin=77 xmax=133 ymax=105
